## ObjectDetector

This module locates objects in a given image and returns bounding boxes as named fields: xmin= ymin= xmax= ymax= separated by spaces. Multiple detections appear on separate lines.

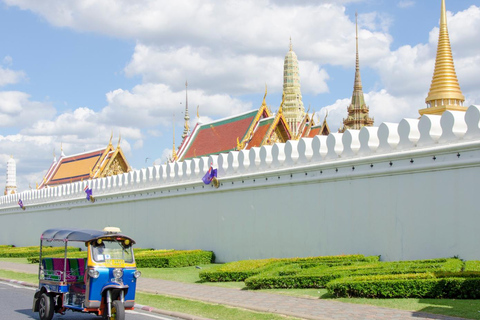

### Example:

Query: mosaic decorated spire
xmin=282 ymin=38 xmax=305 ymax=137
xmin=339 ymin=13 xmax=374 ymax=133
xmin=420 ymin=0 xmax=465 ymax=116
xmin=4 ymin=155 xmax=17 ymax=195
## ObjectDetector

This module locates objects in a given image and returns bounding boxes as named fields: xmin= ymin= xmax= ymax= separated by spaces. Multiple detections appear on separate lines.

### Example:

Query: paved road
xmin=0 ymin=281 xmax=184 ymax=320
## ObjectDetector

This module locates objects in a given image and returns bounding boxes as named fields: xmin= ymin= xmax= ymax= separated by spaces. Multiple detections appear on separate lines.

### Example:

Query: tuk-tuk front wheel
xmin=104 ymin=300 xmax=125 ymax=320
xmin=39 ymin=293 xmax=54 ymax=320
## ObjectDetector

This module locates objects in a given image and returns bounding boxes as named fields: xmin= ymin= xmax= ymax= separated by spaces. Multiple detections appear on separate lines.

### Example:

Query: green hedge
xmin=200 ymin=255 xmax=377 ymax=283
xmin=135 ymin=250 xmax=215 ymax=268
xmin=464 ymin=260 xmax=480 ymax=272
xmin=28 ymin=249 xmax=214 ymax=268
xmin=243 ymin=258 xmax=463 ymax=290
xmin=0 ymin=246 xmax=81 ymax=258
xmin=326 ymin=272 xmax=480 ymax=298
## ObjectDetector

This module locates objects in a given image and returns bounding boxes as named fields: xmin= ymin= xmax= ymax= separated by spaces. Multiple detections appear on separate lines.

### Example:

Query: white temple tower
xmin=4 ymin=156 xmax=17 ymax=195
xmin=282 ymin=38 xmax=305 ymax=137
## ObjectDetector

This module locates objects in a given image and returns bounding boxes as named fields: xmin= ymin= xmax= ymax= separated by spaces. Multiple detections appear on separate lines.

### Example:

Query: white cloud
xmin=101 ymin=83 xmax=253 ymax=127
xmin=0 ymin=67 xmax=26 ymax=87
xmin=397 ymin=1 xmax=415 ymax=9
xmin=2 ymin=56 xmax=13 ymax=65
xmin=0 ymin=91 xmax=55 ymax=127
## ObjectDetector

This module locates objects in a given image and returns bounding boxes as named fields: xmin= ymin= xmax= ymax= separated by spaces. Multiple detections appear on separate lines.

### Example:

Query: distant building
xmin=175 ymin=40 xmax=329 ymax=162
xmin=419 ymin=0 xmax=466 ymax=116
xmin=4 ymin=156 xmax=17 ymax=195
xmin=339 ymin=13 xmax=374 ymax=133
xmin=38 ymin=138 xmax=130 ymax=189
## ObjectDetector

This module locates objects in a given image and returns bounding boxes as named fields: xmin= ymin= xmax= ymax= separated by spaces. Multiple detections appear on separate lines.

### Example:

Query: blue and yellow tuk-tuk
xmin=32 ymin=227 xmax=141 ymax=320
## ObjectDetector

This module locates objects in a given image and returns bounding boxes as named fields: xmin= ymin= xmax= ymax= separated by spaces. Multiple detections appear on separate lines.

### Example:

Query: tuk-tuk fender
xmin=101 ymin=283 xmax=129 ymax=296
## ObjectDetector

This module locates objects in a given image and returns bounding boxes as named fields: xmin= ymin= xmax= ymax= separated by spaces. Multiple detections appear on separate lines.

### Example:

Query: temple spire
xmin=182 ymin=80 xmax=190 ymax=139
xmin=4 ymin=156 xmax=17 ymax=195
xmin=354 ymin=12 xmax=363 ymax=92
xmin=282 ymin=37 xmax=305 ymax=137
xmin=339 ymin=12 xmax=374 ymax=133
xmin=420 ymin=0 xmax=465 ymax=116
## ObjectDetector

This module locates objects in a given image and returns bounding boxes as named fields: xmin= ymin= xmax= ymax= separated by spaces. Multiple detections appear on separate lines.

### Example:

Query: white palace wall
xmin=1 ymin=107 xmax=480 ymax=262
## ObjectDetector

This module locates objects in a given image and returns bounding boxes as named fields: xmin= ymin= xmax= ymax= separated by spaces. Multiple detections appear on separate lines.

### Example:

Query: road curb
xmin=135 ymin=303 xmax=214 ymax=320
xmin=0 ymin=277 xmax=37 ymax=288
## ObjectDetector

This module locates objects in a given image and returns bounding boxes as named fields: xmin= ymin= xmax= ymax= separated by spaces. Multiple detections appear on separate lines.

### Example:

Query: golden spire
xmin=109 ymin=131 xmax=113 ymax=146
xmin=262 ymin=84 xmax=267 ymax=107
xmin=339 ymin=12 xmax=373 ymax=133
xmin=354 ymin=12 xmax=363 ymax=93
xmin=421 ymin=0 xmax=465 ymax=116
xmin=289 ymin=36 xmax=292 ymax=51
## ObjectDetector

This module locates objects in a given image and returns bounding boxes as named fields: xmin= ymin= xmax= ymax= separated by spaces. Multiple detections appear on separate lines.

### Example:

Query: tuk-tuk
xmin=32 ymin=227 xmax=141 ymax=320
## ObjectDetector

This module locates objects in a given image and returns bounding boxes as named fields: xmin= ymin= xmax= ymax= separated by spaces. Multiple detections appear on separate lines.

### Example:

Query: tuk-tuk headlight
xmin=88 ymin=268 xmax=100 ymax=279
xmin=113 ymin=268 xmax=123 ymax=279
xmin=134 ymin=270 xmax=141 ymax=279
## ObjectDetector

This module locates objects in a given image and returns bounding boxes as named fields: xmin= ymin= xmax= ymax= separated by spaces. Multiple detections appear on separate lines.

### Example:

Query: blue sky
xmin=0 ymin=0 xmax=479 ymax=191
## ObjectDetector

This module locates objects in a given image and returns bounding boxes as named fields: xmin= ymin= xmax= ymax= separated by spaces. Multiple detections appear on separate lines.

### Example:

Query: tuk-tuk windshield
xmin=92 ymin=240 xmax=133 ymax=263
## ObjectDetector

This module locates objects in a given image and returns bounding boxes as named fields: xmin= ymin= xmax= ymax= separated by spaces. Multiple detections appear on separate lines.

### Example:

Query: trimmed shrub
xmin=200 ymin=255 xmax=377 ymax=283
xmin=326 ymin=272 xmax=480 ymax=298
xmin=0 ymin=246 xmax=80 ymax=258
xmin=243 ymin=258 xmax=463 ymax=290
xmin=135 ymin=250 xmax=214 ymax=268
xmin=199 ymin=258 xmax=280 ymax=282
xmin=464 ymin=261 xmax=480 ymax=272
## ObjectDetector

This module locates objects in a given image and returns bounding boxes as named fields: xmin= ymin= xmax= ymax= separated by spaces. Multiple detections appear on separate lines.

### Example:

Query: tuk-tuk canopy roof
xmin=41 ymin=228 xmax=136 ymax=244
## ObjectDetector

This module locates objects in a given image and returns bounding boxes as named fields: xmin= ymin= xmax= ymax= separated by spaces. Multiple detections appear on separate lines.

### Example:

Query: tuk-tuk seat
xmin=42 ymin=258 xmax=85 ymax=282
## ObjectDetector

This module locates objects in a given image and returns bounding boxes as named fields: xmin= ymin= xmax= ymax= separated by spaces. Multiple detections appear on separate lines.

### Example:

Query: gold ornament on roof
xmin=236 ymin=137 xmax=245 ymax=150
xmin=421 ymin=0 xmax=465 ymax=116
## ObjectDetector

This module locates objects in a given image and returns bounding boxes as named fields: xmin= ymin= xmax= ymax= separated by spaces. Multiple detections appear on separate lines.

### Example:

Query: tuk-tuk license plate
xmin=105 ymin=259 xmax=125 ymax=267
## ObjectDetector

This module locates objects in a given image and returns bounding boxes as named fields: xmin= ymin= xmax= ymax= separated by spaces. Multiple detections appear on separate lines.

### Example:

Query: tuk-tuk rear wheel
xmin=39 ymin=293 xmax=54 ymax=320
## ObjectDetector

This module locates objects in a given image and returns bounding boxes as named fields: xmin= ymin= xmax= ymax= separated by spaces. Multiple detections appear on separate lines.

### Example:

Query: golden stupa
xmin=420 ymin=0 xmax=466 ymax=116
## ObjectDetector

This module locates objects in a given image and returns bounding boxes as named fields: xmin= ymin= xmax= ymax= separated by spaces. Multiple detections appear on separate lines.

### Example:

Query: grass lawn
xmin=139 ymin=264 xmax=480 ymax=320
xmin=0 ymin=258 xmax=30 ymax=264
xmin=137 ymin=292 xmax=303 ymax=320
xmin=0 ymin=269 xmax=37 ymax=283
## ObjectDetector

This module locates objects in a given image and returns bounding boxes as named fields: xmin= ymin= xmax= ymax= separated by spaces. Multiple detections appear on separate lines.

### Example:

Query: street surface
xmin=0 ymin=281 xmax=181 ymax=320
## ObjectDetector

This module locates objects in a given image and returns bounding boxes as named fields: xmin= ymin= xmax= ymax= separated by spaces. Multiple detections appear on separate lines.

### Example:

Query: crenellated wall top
xmin=2 ymin=106 xmax=480 ymax=209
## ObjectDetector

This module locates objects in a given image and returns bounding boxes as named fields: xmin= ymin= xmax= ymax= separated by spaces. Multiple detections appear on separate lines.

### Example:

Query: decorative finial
xmin=117 ymin=134 xmax=121 ymax=149
xmin=279 ymin=92 xmax=285 ymax=114
xmin=262 ymin=83 xmax=268 ymax=106
xmin=197 ymin=105 xmax=200 ymax=119
xmin=109 ymin=131 xmax=113 ymax=145
xmin=289 ymin=37 xmax=292 ymax=51
xmin=422 ymin=0 xmax=465 ymax=115
xmin=60 ymin=142 xmax=65 ymax=157
xmin=182 ymin=80 xmax=190 ymax=139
